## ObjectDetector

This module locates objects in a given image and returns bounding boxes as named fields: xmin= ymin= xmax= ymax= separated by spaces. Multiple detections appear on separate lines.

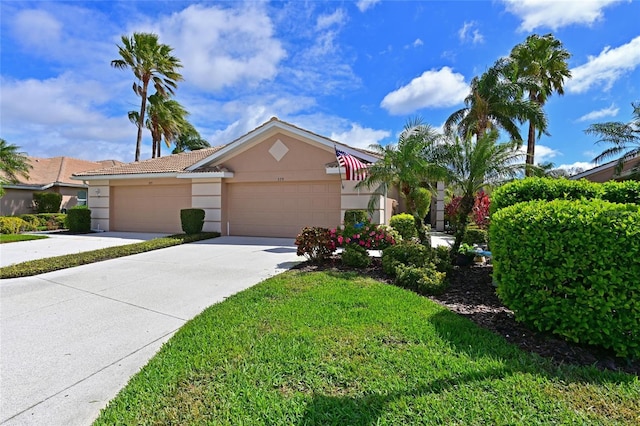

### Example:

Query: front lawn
xmin=94 ymin=271 xmax=639 ymax=425
xmin=0 ymin=234 xmax=48 ymax=244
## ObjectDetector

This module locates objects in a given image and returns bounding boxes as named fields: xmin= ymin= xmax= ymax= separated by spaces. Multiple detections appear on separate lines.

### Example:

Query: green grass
xmin=0 ymin=234 xmax=49 ymax=244
xmin=0 ymin=232 xmax=220 ymax=279
xmin=94 ymin=271 xmax=640 ymax=425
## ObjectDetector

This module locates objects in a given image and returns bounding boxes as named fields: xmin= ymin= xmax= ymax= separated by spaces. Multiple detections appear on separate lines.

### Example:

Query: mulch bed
xmin=293 ymin=257 xmax=639 ymax=376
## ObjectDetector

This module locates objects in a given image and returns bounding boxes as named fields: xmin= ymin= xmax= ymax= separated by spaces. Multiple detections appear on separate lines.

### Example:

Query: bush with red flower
xmin=332 ymin=220 xmax=399 ymax=250
xmin=444 ymin=191 xmax=491 ymax=231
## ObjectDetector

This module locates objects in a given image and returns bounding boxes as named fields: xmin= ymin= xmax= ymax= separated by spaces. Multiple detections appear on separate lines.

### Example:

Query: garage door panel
xmin=111 ymin=184 xmax=191 ymax=233
xmin=227 ymin=182 xmax=340 ymax=238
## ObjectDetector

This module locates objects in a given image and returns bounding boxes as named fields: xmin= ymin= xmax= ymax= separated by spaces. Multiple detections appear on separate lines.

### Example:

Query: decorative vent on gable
xmin=268 ymin=139 xmax=289 ymax=162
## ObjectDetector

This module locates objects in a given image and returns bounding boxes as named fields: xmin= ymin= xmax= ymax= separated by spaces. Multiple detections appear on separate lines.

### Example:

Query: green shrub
xmin=431 ymin=245 xmax=453 ymax=275
xmin=19 ymin=214 xmax=40 ymax=227
xmin=295 ymin=227 xmax=336 ymax=263
xmin=490 ymin=178 xmax=602 ymax=214
xmin=389 ymin=213 xmax=417 ymax=240
xmin=491 ymin=199 xmax=640 ymax=358
xmin=65 ymin=207 xmax=92 ymax=233
xmin=462 ymin=228 xmax=488 ymax=245
xmin=37 ymin=213 xmax=66 ymax=230
xmin=0 ymin=217 xmax=31 ymax=234
xmin=395 ymin=263 xmax=447 ymax=295
xmin=341 ymin=244 xmax=371 ymax=268
xmin=33 ymin=192 xmax=63 ymax=213
xmin=381 ymin=241 xmax=429 ymax=276
xmin=343 ymin=210 xmax=369 ymax=227
xmin=336 ymin=223 xmax=398 ymax=251
xmin=602 ymin=180 xmax=640 ymax=204
xmin=180 ymin=209 xmax=205 ymax=234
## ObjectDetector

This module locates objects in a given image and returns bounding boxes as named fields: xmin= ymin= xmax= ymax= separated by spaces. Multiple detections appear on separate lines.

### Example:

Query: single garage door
xmin=111 ymin=184 xmax=191 ymax=233
xmin=227 ymin=181 xmax=341 ymax=238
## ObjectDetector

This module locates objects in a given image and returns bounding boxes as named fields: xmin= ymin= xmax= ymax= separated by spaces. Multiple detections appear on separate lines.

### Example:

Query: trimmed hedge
xmin=33 ymin=192 xmax=62 ymax=213
xmin=491 ymin=199 xmax=640 ymax=358
xmin=0 ymin=233 xmax=220 ymax=279
xmin=389 ymin=213 xmax=417 ymax=240
xmin=180 ymin=208 xmax=205 ymax=235
xmin=343 ymin=210 xmax=369 ymax=227
xmin=0 ymin=217 xmax=33 ymax=234
xmin=395 ymin=263 xmax=446 ymax=295
xmin=462 ymin=228 xmax=488 ymax=246
xmin=341 ymin=244 xmax=371 ymax=268
xmin=490 ymin=177 xmax=640 ymax=214
xmin=65 ymin=207 xmax=91 ymax=233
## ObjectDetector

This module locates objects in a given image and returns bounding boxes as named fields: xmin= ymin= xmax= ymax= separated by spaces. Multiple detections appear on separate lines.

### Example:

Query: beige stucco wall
xmin=191 ymin=179 xmax=222 ymax=233
xmin=0 ymin=189 xmax=34 ymax=216
xmin=339 ymin=180 xmax=387 ymax=225
xmin=579 ymin=160 xmax=638 ymax=183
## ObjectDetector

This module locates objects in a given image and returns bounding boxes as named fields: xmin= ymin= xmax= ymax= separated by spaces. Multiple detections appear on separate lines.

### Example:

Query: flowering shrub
xmin=472 ymin=191 xmax=491 ymax=230
xmin=332 ymin=220 xmax=398 ymax=250
xmin=445 ymin=191 xmax=491 ymax=230
xmin=295 ymin=227 xmax=336 ymax=263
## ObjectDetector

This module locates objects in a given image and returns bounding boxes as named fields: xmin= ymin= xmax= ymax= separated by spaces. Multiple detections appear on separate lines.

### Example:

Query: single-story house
xmin=570 ymin=155 xmax=639 ymax=182
xmin=73 ymin=118 xmax=446 ymax=237
xmin=1 ymin=157 xmax=122 ymax=216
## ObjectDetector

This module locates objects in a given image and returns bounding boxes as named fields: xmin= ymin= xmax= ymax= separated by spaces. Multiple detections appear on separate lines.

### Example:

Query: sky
xmin=1 ymin=0 xmax=639 ymax=172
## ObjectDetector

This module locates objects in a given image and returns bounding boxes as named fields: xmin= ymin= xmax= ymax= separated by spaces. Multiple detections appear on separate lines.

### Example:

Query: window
xmin=77 ymin=190 xmax=87 ymax=206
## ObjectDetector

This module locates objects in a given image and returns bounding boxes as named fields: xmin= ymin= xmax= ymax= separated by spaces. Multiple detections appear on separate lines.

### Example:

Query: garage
xmin=226 ymin=181 xmax=341 ymax=238
xmin=110 ymin=184 xmax=191 ymax=233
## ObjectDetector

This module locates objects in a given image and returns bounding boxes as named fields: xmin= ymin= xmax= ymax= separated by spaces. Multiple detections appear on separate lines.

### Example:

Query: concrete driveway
xmin=0 ymin=236 xmax=302 ymax=425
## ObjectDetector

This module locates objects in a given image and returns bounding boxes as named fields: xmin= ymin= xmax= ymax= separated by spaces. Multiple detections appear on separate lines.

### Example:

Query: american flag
xmin=335 ymin=147 xmax=368 ymax=181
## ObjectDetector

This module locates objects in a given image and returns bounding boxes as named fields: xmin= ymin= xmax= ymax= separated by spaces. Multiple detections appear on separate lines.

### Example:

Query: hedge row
xmin=0 ymin=233 xmax=220 ymax=279
xmin=491 ymin=199 xmax=640 ymax=358
xmin=490 ymin=177 xmax=640 ymax=213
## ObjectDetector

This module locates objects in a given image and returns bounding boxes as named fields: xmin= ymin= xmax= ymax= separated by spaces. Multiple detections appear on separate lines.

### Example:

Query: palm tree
xmin=439 ymin=130 xmax=524 ymax=254
xmin=128 ymin=95 xmax=190 ymax=158
xmin=172 ymin=124 xmax=211 ymax=154
xmin=508 ymin=34 xmax=571 ymax=175
xmin=112 ymin=32 xmax=183 ymax=161
xmin=0 ymin=139 xmax=31 ymax=196
xmin=586 ymin=102 xmax=640 ymax=178
xmin=356 ymin=118 xmax=447 ymax=237
xmin=445 ymin=59 xmax=547 ymax=143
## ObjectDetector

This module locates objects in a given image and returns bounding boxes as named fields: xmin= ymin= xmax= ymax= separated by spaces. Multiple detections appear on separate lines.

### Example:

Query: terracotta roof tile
xmin=73 ymin=147 xmax=225 ymax=177
xmin=2 ymin=157 xmax=119 ymax=186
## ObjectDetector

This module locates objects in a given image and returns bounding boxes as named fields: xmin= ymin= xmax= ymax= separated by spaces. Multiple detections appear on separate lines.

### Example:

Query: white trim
xmin=188 ymin=120 xmax=380 ymax=171
xmin=177 ymin=172 xmax=234 ymax=179
xmin=325 ymin=166 xmax=345 ymax=175
xmin=71 ymin=172 xmax=178 ymax=181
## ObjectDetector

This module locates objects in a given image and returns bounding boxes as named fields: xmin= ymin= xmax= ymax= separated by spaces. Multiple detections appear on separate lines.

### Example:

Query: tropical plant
xmin=356 ymin=118 xmax=446 ymax=237
xmin=444 ymin=59 xmax=547 ymax=143
xmin=172 ymin=123 xmax=211 ymax=154
xmin=508 ymin=34 xmax=571 ymax=175
xmin=128 ymin=94 xmax=190 ymax=158
xmin=586 ymin=102 xmax=640 ymax=178
xmin=0 ymin=139 xmax=30 ymax=196
xmin=112 ymin=32 xmax=183 ymax=162
xmin=439 ymin=130 xmax=524 ymax=255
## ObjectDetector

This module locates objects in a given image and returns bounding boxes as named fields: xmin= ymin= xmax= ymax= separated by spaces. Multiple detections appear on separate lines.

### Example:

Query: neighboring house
xmin=73 ymin=118 xmax=445 ymax=237
xmin=0 ymin=157 xmax=122 ymax=216
xmin=570 ymin=156 xmax=639 ymax=183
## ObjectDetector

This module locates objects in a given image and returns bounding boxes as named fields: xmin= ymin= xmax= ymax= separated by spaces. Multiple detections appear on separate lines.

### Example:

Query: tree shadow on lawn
xmin=297 ymin=309 xmax=637 ymax=426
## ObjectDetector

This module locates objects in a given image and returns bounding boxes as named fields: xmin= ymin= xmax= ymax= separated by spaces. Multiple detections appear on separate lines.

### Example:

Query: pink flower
xmin=346 ymin=238 xmax=351 ymax=243
xmin=337 ymin=235 xmax=344 ymax=245
xmin=359 ymin=240 xmax=365 ymax=246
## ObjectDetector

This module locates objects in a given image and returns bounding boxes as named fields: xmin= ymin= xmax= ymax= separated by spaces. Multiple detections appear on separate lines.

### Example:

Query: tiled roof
xmin=1 ymin=157 xmax=122 ymax=187
xmin=73 ymin=147 xmax=225 ymax=177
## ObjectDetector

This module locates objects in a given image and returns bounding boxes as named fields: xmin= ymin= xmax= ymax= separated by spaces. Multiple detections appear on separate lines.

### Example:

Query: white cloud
xmin=330 ymin=124 xmax=391 ymax=149
xmin=148 ymin=4 xmax=286 ymax=92
xmin=567 ymin=35 xmax=640 ymax=93
xmin=12 ymin=9 xmax=62 ymax=48
xmin=555 ymin=161 xmax=596 ymax=173
xmin=576 ymin=104 xmax=619 ymax=122
xmin=502 ymin=0 xmax=624 ymax=31
xmin=356 ymin=0 xmax=381 ymax=12
xmin=380 ymin=67 xmax=469 ymax=115
xmin=405 ymin=38 xmax=424 ymax=49
xmin=517 ymin=144 xmax=560 ymax=164
xmin=458 ymin=21 xmax=484 ymax=44
xmin=316 ymin=9 xmax=347 ymax=30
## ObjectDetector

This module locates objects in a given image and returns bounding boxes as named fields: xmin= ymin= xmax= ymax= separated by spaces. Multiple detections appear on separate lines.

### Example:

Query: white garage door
xmin=227 ymin=181 xmax=341 ymax=238
xmin=111 ymin=184 xmax=191 ymax=233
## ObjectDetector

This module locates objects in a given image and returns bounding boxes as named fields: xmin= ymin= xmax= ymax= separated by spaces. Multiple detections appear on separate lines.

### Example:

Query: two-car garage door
xmin=227 ymin=181 xmax=341 ymax=238
xmin=111 ymin=184 xmax=191 ymax=233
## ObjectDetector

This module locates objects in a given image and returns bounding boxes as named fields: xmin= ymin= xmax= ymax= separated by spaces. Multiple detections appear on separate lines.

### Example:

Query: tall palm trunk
xmin=135 ymin=79 xmax=149 ymax=162
xmin=525 ymin=91 xmax=538 ymax=176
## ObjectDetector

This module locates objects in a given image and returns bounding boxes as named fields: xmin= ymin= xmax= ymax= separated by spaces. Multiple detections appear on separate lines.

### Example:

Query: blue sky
xmin=1 ymin=1 xmax=639 ymax=172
